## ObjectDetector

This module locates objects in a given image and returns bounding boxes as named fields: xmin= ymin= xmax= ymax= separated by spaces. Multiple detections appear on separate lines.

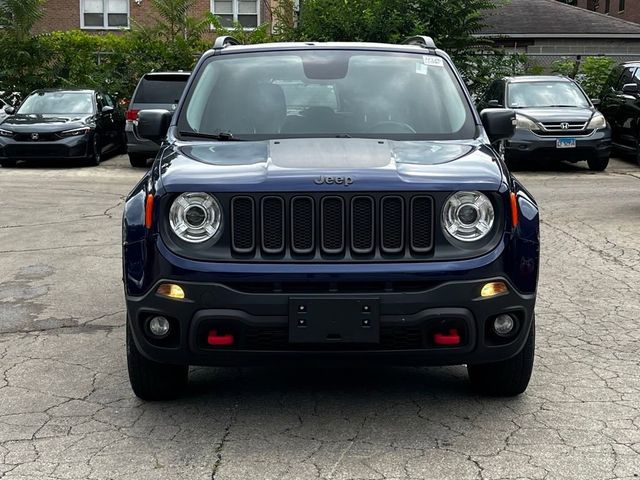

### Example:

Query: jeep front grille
xmin=230 ymin=193 xmax=434 ymax=260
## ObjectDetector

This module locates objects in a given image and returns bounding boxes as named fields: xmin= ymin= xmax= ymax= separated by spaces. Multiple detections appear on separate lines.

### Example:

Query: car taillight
xmin=126 ymin=109 xmax=140 ymax=122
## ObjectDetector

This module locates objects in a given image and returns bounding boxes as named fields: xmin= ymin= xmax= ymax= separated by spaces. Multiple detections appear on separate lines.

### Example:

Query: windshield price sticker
xmin=423 ymin=56 xmax=444 ymax=67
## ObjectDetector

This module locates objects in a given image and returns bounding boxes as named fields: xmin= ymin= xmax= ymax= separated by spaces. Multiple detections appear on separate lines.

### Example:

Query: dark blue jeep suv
xmin=123 ymin=37 xmax=540 ymax=400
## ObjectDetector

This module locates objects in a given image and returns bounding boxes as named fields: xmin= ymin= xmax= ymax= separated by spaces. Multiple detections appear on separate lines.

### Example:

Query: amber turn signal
xmin=145 ymin=193 xmax=154 ymax=229
xmin=156 ymin=283 xmax=185 ymax=300
xmin=481 ymin=281 xmax=508 ymax=298
xmin=510 ymin=192 xmax=519 ymax=228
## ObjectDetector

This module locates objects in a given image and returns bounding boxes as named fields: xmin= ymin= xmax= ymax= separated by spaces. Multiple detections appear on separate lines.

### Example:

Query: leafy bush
xmin=577 ymin=56 xmax=616 ymax=98
xmin=551 ymin=58 xmax=577 ymax=77
xmin=551 ymin=56 xmax=617 ymax=99
xmin=458 ymin=52 xmax=528 ymax=98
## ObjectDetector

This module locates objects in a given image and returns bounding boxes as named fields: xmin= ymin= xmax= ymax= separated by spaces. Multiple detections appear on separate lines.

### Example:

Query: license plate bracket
xmin=289 ymin=298 xmax=380 ymax=344
xmin=556 ymin=137 xmax=577 ymax=149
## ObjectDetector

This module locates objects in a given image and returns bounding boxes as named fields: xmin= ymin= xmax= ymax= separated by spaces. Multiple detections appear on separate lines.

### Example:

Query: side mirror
xmin=4 ymin=106 xmax=15 ymax=115
xmin=101 ymin=105 xmax=114 ymax=114
xmin=137 ymin=109 xmax=172 ymax=143
xmin=487 ymin=99 xmax=503 ymax=108
xmin=480 ymin=108 xmax=516 ymax=144
xmin=622 ymin=83 xmax=639 ymax=95
xmin=591 ymin=98 xmax=601 ymax=107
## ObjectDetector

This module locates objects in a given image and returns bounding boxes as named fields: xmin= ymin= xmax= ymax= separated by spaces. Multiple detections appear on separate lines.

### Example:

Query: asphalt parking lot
xmin=1 ymin=154 xmax=640 ymax=480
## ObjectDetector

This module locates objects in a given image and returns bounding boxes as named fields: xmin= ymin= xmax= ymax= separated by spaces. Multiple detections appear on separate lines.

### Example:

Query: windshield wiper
xmin=179 ymin=131 xmax=245 ymax=141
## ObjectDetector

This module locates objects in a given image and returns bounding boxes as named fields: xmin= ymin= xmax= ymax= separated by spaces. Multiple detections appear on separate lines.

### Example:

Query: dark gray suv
xmin=125 ymin=72 xmax=190 ymax=167
xmin=478 ymin=76 xmax=611 ymax=171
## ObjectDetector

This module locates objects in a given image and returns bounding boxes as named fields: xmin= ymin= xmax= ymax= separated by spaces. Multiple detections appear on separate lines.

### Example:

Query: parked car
xmin=123 ymin=36 xmax=539 ymax=401
xmin=599 ymin=62 xmax=640 ymax=164
xmin=0 ymin=97 xmax=10 ymax=123
xmin=125 ymin=72 xmax=190 ymax=168
xmin=478 ymin=76 xmax=611 ymax=171
xmin=0 ymin=89 xmax=125 ymax=167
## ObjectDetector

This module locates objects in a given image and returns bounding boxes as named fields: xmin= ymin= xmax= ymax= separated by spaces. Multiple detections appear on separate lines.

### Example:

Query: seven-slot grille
xmin=230 ymin=193 xmax=434 ymax=260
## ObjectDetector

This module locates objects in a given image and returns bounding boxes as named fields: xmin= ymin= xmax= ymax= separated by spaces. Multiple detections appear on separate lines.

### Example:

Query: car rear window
xmin=133 ymin=75 xmax=189 ymax=104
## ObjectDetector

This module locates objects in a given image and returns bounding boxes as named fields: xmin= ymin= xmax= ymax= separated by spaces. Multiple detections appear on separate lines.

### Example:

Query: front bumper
xmin=0 ymin=135 xmax=91 ymax=160
xmin=505 ymin=127 xmax=611 ymax=161
xmin=126 ymin=272 xmax=536 ymax=367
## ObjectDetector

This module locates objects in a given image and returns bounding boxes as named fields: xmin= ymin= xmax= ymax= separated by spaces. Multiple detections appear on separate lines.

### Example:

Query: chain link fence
xmin=524 ymin=53 xmax=640 ymax=72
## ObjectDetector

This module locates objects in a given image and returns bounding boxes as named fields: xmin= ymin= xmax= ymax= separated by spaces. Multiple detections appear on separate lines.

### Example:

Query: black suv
xmin=478 ymin=76 xmax=611 ymax=171
xmin=124 ymin=36 xmax=539 ymax=401
xmin=125 ymin=72 xmax=190 ymax=168
xmin=600 ymin=62 xmax=640 ymax=164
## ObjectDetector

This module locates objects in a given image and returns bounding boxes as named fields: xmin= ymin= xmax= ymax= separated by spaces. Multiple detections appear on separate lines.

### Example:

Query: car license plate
xmin=288 ymin=298 xmax=380 ymax=344
xmin=556 ymin=138 xmax=576 ymax=149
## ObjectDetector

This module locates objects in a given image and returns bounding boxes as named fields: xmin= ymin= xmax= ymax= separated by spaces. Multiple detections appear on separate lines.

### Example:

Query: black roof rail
xmin=401 ymin=36 xmax=437 ymax=49
xmin=213 ymin=36 xmax=241 ymax=50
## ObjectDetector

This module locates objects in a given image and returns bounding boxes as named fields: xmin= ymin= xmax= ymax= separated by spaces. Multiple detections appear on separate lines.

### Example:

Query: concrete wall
xmin=525 ymin=38 xmax=640 ymax=55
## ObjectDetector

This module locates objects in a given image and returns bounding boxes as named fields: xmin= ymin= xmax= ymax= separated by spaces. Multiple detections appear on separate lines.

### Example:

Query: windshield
xmin=18 ymin=92 xmax=94 ymax=115
xmin=507 ymin=81 xmax=590 ymax=108
xmin=177 ymin=50 xmax=475 ymax=140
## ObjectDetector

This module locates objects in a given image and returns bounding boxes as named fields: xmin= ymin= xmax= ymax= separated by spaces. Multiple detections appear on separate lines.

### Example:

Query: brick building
xmin=34 ymin=0 xmax=273 ymax=33
xmin=563 ymin=0 xmax=640 ymax=24
xmin=480 ymin=0 xmax=640 ymax=57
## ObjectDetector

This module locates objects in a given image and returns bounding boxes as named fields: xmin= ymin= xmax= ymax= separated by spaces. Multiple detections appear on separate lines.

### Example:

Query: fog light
xmin=493 ymin=314 xmax=515 ymax=337
xmin=148 ymin=316 xmax=170 ymax=338
xmin=156 ymin=283 xmax=185 ymax=300
xmin=481 ymin=281 xmax=508 ymax=298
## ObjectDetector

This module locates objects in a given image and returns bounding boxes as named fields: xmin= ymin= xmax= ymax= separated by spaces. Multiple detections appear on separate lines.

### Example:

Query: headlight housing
xmin=515 ymin=114 xmax=538 ymax=131
xmin=59 ymin=127 xmax=91 ymax=138
xmin=587 ymin=113 xmax=607 ymax=130
xmin=442 ymin=191 xmax=495 ymax=243
xmin=0 ymin=128 xmax=14 ymax=137
xmin=169 ymin=192 xmax=222 ymax=244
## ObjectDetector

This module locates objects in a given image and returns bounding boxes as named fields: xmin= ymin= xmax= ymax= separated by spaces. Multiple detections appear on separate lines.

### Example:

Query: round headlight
xmin=169 ymin=192 xmax=222 ymax=243
xmin=442 ymin=191 xmax=494 ymax=243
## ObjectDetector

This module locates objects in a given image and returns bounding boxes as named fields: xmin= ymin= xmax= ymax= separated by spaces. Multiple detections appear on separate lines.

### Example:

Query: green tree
xmin=293 ymin=0 xmax=496 ymax=52
xmin=0 ymin=0 xmax=46 ymax=42
xmin=146 ymin=0 xmax=210 ymax=43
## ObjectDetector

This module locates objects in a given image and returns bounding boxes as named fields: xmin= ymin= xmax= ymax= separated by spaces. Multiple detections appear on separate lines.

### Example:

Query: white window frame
xmin=210 ymin=0 xmax=260 ymax=31
xmin=80 ymin=0 xmax=130 ymax=30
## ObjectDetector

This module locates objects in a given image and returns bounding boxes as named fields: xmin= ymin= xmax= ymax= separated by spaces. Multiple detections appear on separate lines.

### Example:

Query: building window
xmin=81 ymin=0 xmax=129 ymax=29
xmin=605 ymin=0 xmax=610 ymax=12
xmin=211 ymin=0 xmax=259 ymax=29
xmin=619 ymin=0 xmax=625 ymax=11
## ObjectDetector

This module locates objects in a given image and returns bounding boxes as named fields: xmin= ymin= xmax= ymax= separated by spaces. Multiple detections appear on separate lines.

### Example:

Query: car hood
xmin=1 ymin=114 xmax=91 ymax=132
xmin=514 ymin=107 xmax=595 ymax=123
xmin=158 ymin=138 xmax=506 ymax=193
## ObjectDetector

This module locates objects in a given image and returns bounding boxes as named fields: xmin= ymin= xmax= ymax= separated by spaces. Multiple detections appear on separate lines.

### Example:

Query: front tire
xmin=467 ymin=318 xmax=535 ymax=397
xmin=587 ymin=156 xmax=609 ymax=172
xmin=0 ymin=159 xmax=17 ymax=168
xmin=129 ymin=153 xmax=148 ymax=168
xmin=126 ymin=321 xmax=188 ymax=401
xmin=87 ymin=134 xmax=101 ymax=166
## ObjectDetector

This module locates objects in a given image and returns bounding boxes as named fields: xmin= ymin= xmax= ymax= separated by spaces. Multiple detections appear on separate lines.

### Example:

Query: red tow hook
xmin=433 ymin=328 xmax=461 ymax=346
xmin=207 ymin=330 xmax=235 ymax=346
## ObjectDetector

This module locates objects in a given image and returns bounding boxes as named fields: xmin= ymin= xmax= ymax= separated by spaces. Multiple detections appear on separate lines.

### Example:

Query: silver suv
xmin=125 ymin=72 xmax=190 ymax=167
